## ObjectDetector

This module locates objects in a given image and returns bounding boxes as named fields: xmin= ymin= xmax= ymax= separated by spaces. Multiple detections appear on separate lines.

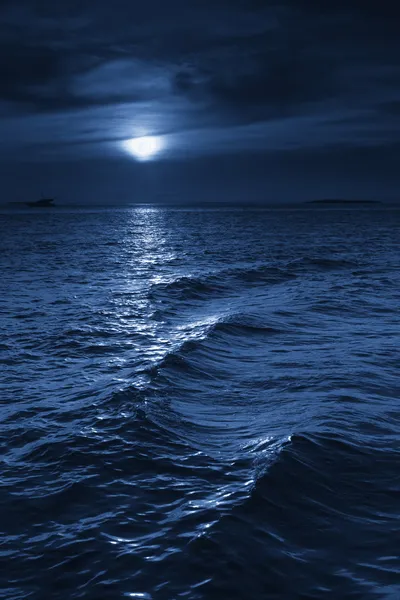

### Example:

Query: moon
xmin=123 ymin=136 xmax=163 ymax=160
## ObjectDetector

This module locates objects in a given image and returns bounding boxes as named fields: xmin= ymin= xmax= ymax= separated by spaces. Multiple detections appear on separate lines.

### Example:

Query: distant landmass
xmin=307 ymin=199 xmax=381 ymax=205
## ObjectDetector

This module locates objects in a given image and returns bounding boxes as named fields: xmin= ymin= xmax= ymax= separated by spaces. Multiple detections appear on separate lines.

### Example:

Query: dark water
xmin=1 ymin=207 xmax=399 ymax=600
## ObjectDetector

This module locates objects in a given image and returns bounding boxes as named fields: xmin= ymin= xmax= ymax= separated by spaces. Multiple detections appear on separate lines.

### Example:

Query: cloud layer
xmin=0 ymin=0 xmax=399 ymax=201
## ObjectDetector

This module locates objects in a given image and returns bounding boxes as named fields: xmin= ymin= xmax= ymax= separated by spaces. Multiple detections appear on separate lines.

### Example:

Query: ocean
xmin=1 ymin=206 xmax=399 ymax=599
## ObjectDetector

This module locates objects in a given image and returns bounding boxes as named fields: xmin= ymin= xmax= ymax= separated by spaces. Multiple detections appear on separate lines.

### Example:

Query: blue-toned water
xmin=1 ymin=206 xmax=399 ymax=600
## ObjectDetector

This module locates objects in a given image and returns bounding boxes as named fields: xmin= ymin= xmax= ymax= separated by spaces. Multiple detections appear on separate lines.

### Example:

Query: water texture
xmin=0 ymin=207 xmax=399 ymax=599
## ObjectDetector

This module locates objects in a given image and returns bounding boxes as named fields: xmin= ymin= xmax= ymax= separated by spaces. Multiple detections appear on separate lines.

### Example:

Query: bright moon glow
xmin=123 ymin=136 xmax=163 ymax=160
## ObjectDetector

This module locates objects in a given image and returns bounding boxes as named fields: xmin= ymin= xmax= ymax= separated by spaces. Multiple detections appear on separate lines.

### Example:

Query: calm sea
xmin=1 ymin=206 xmax=399 ymax=600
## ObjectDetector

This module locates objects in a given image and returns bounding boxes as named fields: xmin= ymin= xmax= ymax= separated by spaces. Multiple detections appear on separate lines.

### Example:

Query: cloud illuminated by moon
xmin=123 ymin=136 xmax=164 ymax=160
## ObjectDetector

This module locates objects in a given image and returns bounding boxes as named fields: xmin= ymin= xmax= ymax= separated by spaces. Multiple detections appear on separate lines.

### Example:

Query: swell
xmin=149 ymin=275 xmax=222 ymax=300
xmin=212 ymin=317 xmax=285 ymax=337
xmin=148 ymin=256 xmax=359 ymax=303
xmin=3 ymin=307 xmax=290 ymax=496
xmin=139 ymin=312 xmax=288 ymax=385
xmin=288 ymin=256 xmax=359 ymax=271
xmin=72 ymin=308 xmax=292 ymax=486
xmin=148 ymin=263 xmax=296 ymax=302
xmin=182 ymin=431 xmax=400 ymax=599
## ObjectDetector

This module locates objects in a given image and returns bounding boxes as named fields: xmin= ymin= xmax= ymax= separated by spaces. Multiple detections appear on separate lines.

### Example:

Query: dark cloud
xmin=294 ymin=0 xmax=399 ymax=20
xmin=0 ymin=41 xmax=90 ymax=110
xmin=1 ymin=0 xmax=398 ymax=116
xmin=204 ymin=53 xmax=333 ymax=119
xmin=379 ymin=101 xmax=400 ymax=116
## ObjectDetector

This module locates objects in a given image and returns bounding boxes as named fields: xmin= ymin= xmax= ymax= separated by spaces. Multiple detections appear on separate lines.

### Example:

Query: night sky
xmin=1 ymin=1 xmax=399 ymax=204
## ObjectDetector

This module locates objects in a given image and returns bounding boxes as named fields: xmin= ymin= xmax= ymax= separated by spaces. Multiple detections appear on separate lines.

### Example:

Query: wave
xmin=149 ymin=263 xmax=296 ymax=303
xmin=149 ymin=276 xmax=222 ymax=300
xmin=183 ymin=431 xmax=399 ymax=599
xmin=226 ymin=263 xmax=296 ymax=284
xmin=149 ymin=256 xmax=359 ymax=305
xmin=288 ymin=256 xmax=359 ymax=271
xmin=212 ymin=317 xmax=286 ymax=337
xmin=136 ymin=312 xmax=287 ymax=381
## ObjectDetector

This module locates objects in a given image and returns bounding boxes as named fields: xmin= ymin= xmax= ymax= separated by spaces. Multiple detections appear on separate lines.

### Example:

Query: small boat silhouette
xmin=25 ymin=198 xmax=55 ymax=207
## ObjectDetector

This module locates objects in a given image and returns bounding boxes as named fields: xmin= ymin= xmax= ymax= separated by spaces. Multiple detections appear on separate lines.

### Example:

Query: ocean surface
xmin=1 ymin=206 xmax=399 ymax=600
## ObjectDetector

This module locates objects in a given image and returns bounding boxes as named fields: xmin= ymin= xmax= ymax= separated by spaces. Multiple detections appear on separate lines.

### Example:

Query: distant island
xmin=307 ymin=199 xmax=381 ymax=205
